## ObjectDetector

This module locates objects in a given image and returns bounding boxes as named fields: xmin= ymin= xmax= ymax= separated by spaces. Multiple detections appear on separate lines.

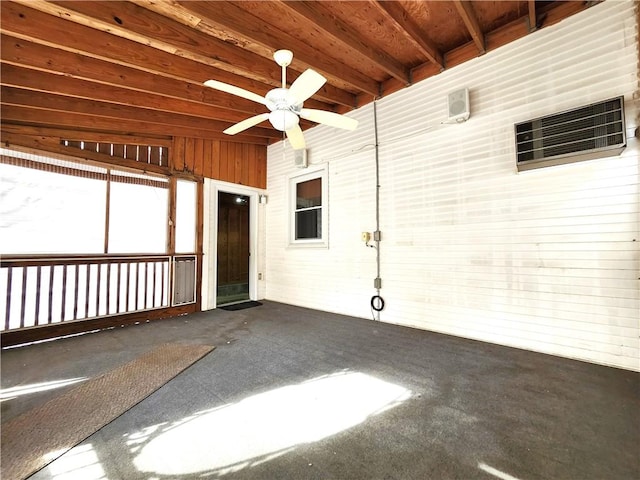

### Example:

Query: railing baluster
xmin=116 ymin=263 xmax=122 ymax=313
xmin=35 ymin=266 xmax=42 ymax=325
xmin=134 ymin=263 xmax=140 ymax=310
xmin=125 ymin=263 xmax=131 ymax=312
xmin=96 ymin=262 xmax=101 ymax=316
xmin=168 ymin=258 xmax=173 ymax=307
xmin=85 ymin=263 xmax=91 ymax=318
xmin=61 ymin=264 xmax=68 ymax=322
xmin=152 ymin=262 xmax=157 ymax=307
xmin=73 ymin=264 xmax=80 ymax=320
xmin=5 ymin=267 xmax=12 ymax=330
xmin=20 ymin=267 xmax=27 ymax=328
xmin=20 ymin=267 xmax=28 ymax=328
xmin=160 ymin=262 xmax=165 ymax=305
xmin=144 ymin=262 xmax=149 ymax=309
xmin=48 ymin=266 xmax=54 ymax=324
xmin=106 ymin=263 xmax=111 ymax=314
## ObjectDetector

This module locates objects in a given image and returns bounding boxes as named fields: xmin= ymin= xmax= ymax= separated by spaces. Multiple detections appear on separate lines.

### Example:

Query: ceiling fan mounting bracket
xmin=273 ymin=49 xmax=293 ymax=67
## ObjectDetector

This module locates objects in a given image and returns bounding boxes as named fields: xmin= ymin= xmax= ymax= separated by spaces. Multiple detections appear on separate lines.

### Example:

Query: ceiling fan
xmin=203 ymin=50 xmax=358 ymax=150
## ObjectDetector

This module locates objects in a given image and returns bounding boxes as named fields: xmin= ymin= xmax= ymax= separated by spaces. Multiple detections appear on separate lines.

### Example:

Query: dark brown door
xmin=216 ymin=192 xmax=250 ymax=305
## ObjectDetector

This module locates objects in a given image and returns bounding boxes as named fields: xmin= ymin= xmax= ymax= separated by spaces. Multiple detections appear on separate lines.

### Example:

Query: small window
xmin=289 ymin=165 xmax=328 ymax=246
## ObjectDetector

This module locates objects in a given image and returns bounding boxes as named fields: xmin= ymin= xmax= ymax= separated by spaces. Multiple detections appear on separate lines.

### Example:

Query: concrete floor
xmin=2 ymin=301 xmax=639 ymax=479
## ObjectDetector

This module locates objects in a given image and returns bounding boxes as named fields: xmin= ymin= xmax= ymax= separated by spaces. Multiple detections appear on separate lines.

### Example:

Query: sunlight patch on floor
xmin=478 ymin=462 xmax=522 ymax=480
xmin=44 ymin=444 xmax=106 ymax=480
xmin=0 ymin=377 xmax=86 ymax=402
xmin=131 ymin=371 xmax=411 ymax=476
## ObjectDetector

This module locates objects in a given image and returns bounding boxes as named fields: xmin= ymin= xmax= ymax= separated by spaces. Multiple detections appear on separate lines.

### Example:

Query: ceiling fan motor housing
xmin=265 ymin=88 xmax=302 ymax=112
xmin=265 ymin=88 xmax=302 ymax=131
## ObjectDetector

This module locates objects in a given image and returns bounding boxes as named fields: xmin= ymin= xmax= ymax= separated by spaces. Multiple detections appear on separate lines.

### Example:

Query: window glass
xmin=176 ymin=180 xmax=196 ymax=253
xmin=108 ymin=172 xmax=168 ymax=253
xmin=295 ymin=208 xmax=321 ymax=239
xmin=296 ymin=178 xmax=321 ymax=208
xmin=0 ymin=162 xmax=106 ymax=254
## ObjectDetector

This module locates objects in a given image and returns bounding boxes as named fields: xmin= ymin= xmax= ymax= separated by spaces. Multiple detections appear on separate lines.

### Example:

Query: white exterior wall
xmin=265 ymin=0 xmax=639 ymax=371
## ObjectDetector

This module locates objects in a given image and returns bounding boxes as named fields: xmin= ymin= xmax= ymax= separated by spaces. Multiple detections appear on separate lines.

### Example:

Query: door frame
xmin=202 ymin=179 xmax=260 ymax=310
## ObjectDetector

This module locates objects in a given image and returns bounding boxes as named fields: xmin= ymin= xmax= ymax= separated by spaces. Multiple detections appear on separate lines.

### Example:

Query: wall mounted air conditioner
xmin=515 ymin=96 xmax=626 ymax=172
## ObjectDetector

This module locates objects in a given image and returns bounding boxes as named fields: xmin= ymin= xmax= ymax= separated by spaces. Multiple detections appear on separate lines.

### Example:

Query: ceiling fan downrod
xmin=273 ymin=49 xmax=293 ymax=88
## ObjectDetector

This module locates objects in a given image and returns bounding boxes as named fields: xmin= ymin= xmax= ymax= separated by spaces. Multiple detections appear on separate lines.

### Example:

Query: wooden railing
xmin=0 ymin=254 xmax=196 ymax=333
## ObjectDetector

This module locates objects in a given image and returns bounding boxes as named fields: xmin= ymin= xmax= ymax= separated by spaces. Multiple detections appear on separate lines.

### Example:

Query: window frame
xmin=288 ymin=164 xmax=329 ymax=248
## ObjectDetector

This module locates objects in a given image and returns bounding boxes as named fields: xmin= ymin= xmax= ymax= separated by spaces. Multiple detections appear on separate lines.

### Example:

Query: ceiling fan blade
xmin=203 ymin=79 xmax=267 ymax=106
xmin=223 ymin=113 xmax=270 ymax=135
xmin=285 ymin=124 xmax=306 ymax=150
xmin=299 ymin=108 xmax=359 ymax=131
xmin=289 ymin=69 xmax=326 ymax=104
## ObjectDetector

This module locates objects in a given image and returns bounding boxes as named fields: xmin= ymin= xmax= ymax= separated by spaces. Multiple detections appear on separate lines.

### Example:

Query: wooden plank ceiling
xmin=0 ymin=1 xmax=591 ymax=146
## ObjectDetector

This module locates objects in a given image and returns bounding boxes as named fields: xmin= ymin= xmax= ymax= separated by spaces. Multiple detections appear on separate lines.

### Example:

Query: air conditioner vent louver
xmin=515 ymin=96 xmax=626 ymax=171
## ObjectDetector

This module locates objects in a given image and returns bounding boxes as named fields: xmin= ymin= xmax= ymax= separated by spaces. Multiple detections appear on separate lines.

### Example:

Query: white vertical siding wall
xmin=266 ymin=0 xmax=639 ymax=371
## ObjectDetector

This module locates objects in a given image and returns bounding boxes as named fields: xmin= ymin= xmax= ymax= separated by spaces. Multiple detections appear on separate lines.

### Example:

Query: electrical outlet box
xmin=374 ymin=277 xmax=382 ymax=289
xmin=361 ymin=232 xmax=371 ymax=243
xmin=373 ymin=230 xmax=382 ymax=241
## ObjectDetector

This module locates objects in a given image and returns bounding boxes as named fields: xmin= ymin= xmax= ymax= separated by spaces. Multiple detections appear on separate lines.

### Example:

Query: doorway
xmin=216 ymin=192 xmax=250 ymax=305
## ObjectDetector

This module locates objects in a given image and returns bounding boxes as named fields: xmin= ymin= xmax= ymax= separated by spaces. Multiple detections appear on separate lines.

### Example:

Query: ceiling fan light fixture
xmin=269 ymin=110 xmax=299 ymax=131
xmin=273 ymin=49 xmax=293 ymax=67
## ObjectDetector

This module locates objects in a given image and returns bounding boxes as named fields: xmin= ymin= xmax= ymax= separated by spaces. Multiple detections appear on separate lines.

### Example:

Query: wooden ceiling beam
xmin=0 ymin=62 xmax=316 ymax=131
xmin=379 ymin=1 xmax=590 ymax=100
xmin=528 ymin=0 xmax=538 ymax=32
xmin=453 ymin=1 xmax=485 ymax=54
xmin=0 ymin=0 xmax=592 ymax=137
xmin=0 ymin=64 xmax=261 ymax=126
xmin=0 ymin=87 xmax=280 ymax=140
xmin=0 ymin=4 xmax=287 ymax=103
xmin=0 ymin=32 xmax=331 ymax=116
xmin=1 ymin=106 xmax=270 ymax=145
xmin=371 ymin=0 xmax=444 ymax=70
xmin=22 ymin=0 xmax=357 ymax=107
xmin=275 ymin=0 xmax=409 ymax=85
xmin=536 ymin=1 xmax=591 ymax=29
xmin=1 ymin=124 xmax=172 ymax=146
xmin=25 ymin=0 xmax=283 ymax=87
xmin=172 ymin=1 xmax=374 ymax=101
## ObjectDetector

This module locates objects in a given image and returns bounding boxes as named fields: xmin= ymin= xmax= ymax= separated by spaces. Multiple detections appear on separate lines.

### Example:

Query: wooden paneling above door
xmin=174 ymin=137 xmax=266 ymax=189
xmin=0 ymin=125 xmax=266 ymax=190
